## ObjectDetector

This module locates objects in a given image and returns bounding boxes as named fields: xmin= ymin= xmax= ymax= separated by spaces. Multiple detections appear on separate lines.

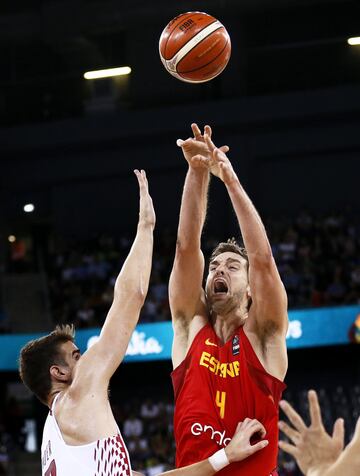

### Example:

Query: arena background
xmin=0 ymin=0 xmax=360 ymax=474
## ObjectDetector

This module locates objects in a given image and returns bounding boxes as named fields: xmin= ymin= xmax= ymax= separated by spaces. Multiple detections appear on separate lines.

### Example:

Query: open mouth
xmin=213 ymin=279 xmax=228 ymax=294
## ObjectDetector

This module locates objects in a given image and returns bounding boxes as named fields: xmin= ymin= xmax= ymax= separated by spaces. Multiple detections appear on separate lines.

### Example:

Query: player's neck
xmin=47 ymin=383 xmax=68 ymax=408
xmin=212 ymin=311 xmax=247 ymax=344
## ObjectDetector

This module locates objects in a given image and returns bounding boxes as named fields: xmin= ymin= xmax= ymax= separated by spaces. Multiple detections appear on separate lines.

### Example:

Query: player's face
xmin=59 ymin=341 xmax=81 ymax=381
xmin=205 ymin=252 xmax=249 ymax=315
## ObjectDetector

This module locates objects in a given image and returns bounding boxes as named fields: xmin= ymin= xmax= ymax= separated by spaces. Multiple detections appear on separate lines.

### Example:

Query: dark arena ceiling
xmin=0 ymin=0 xmax=359 ymax=126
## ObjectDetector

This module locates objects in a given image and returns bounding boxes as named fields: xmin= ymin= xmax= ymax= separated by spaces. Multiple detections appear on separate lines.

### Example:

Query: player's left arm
xmin=193 ymin=136 xmax=288 ymax=373
xmin=156 ymin=419 xmax=268 ymax=476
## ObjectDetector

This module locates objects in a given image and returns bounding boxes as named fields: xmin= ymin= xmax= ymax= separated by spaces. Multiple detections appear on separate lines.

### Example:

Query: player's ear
xmin=50 ymin=364 xmax=70 ymax=382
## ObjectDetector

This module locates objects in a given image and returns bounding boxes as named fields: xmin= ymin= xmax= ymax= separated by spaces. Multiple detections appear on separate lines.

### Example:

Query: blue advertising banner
xmin=1 ymin=305 xmax=359 ymax=370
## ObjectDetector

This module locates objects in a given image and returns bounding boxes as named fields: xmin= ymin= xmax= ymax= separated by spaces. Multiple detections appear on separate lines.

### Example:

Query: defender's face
xmin=205 ymin=251 xmax=249 ymax=314
xmin=59 ymin=341 xmax=81 ymax=380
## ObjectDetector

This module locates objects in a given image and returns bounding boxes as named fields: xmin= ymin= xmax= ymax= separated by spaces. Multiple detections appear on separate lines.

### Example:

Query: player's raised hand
xmin=224 ymin=418 xmax=268 ymax=463
xmin=176 ymin=123 xmax=229 ymax=168
xmin=190 ymin=133 xmax=237 ymax=185
xmin=278 ymin=390 xmax=344 ymax=475
xmin=134 ymin=169 xmax=156 ymax=229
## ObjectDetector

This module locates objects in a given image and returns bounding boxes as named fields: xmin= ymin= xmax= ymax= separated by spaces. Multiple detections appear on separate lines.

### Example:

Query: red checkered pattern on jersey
xmin=94 ymin=434 xmax=130 ymax=476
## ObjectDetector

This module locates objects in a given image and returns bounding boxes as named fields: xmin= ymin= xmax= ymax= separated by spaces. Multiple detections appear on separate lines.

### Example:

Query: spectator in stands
xmin=123 ymin=413 xmax=144 ymax=438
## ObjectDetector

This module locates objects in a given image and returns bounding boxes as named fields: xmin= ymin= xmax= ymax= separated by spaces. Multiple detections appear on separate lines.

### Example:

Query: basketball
xmin=159 ymin=11 xmax=231 ymax=83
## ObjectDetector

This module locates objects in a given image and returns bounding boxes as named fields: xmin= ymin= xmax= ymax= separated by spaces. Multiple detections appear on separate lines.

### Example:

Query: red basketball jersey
xmin=172 ymin=324 xmax=286 ymax=476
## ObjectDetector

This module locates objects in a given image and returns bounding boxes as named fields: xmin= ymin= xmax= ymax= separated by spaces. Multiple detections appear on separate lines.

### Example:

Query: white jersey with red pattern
xmin=41 ymin=393 xmax=132 ymax=476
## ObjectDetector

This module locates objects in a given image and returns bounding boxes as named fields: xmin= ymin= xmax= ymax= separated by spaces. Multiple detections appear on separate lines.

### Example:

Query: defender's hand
xmin=134 ymin=169 xmax=156 ymax=229
xmin=176 ymin=123 xmax=229 ymax=168
xmin=225 ymin=418 xmax=268 ymax=463
xmin=190 ymin=133 xmax=237 ymax=185
xmin=279 ymin=390 xmax=344 ymax=476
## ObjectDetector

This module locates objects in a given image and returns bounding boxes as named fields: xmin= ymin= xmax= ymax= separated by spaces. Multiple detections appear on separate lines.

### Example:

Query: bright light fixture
xmin=348 ymin=37 xmax=360 ymax=46
xmin=24 ymin=203 xmax=35 ymax=213
xmin=84 ymin=67 xmax=132 ymax=80
xmin=8 ymin=235 xmax=16 ymax=243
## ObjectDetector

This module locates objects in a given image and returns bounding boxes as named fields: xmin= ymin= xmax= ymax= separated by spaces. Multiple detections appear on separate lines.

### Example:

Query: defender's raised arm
xmin=73 ymin=169 xmax=155 ymax=388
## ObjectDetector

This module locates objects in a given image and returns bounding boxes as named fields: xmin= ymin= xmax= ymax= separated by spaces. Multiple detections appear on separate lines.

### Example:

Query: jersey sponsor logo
xmin=205 ymin=338 xmax=218 ymax=347
xmin=199 ymin=351 xmax=240 ymax=378
xmin=191 ymin=422 xmax=231 ymax=447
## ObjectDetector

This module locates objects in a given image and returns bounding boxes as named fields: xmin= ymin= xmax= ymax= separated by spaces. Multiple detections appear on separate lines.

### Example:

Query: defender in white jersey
xmin=19 ymin=170 xmax=154 ymax=476
xmin=19 ymin=170 xmax=268 ymax=476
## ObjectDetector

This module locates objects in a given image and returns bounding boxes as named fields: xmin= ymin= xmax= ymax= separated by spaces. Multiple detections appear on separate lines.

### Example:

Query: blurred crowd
xmin=41 ymin=210 xmax=360 ymax=328
xmin=1 ymin=382 xmax=360 ymax=476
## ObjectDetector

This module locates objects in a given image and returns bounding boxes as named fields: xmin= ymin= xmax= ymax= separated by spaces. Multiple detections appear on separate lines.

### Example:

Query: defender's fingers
xmin=308 ymin=390 xmax=323 ymax=428
xmin=219 ymin=145 xmax=230 ymax=153
xmin=248 ymin=440 xmax=269 ymax=455
xmin=332 ymin=418 xmax=345 ymax=449
xmin=278 ymin=440 xmax=298 ymax=457
xmin=140 ymin=169 xmax=149 ymax=189
xmin=279 ymin=400 xmax=307 ymax=432
xmin=278 ymin=421 xmax=301 ymax=444
xmin=354 ymin=417 xmax=360 ymax=440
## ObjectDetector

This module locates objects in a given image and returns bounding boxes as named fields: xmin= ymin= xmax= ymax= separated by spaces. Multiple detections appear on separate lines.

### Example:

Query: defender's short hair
xmin=19 ymin=325 xmax=75 ymax=405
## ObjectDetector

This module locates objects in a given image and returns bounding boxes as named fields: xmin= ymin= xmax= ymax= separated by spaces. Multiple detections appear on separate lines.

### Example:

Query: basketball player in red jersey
xmin=19 ymin=170 xmax=268 ymax=476
xmin=169 ymin=124 xmax=288 ymax=476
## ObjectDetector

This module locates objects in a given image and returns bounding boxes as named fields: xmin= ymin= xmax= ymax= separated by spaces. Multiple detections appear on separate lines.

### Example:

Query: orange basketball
xmin=159 ymin=11 xmax=231 ymax=83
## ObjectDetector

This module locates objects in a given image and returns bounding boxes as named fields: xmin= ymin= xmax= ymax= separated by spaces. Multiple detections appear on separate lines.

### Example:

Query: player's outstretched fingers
xmin=134 ymin=169 xmax=142 ymax=184
xmin=176 ymin=137 xmax=193 ymax=148
xmin=279 ymin=400 xmax=307 ymax=432
xmin=308 ymin=390 xmax=324 ymax=428
xmin=204 ymin=132 xmax=216 ymax=152
xmin=219 ymin=145 xmax=230 ymax=153
xmin=332 ymin=418 xmax=345 ymax=450
xmin=278 ymin=439 xmax=298 ymax=457
xmin=191 ymin=123 xmax=202 ymax=140
xmin=204 ymin=125 xmax=212 ymax=138
xmin=141 ymin=170 xmax=149 ymax=191
xmin=278 ymin=420 xmax=301 ymax=444
xmin=135 ymin=169 xmax=145 ymax=188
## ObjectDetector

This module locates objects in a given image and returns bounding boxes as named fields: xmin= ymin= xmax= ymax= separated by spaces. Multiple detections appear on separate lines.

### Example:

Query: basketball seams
xmin=161 ymin=12 xmax=205 ymax=59
xmin=178 ymin=36 xmax=230 ymax=74
xmin=159 ymin=11 xmax=231 ymax=83
xmin=164 ymin=20 xmax=223 ymax=74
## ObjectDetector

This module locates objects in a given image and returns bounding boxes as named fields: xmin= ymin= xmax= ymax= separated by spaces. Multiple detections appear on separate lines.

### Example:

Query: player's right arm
xmin=169 ymin=124 xmax=213 ymax=368
xmin=157 ymin=419 xmax=268 ymax=476
xmin=70 ymin=170 xmax=155 ymax=394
